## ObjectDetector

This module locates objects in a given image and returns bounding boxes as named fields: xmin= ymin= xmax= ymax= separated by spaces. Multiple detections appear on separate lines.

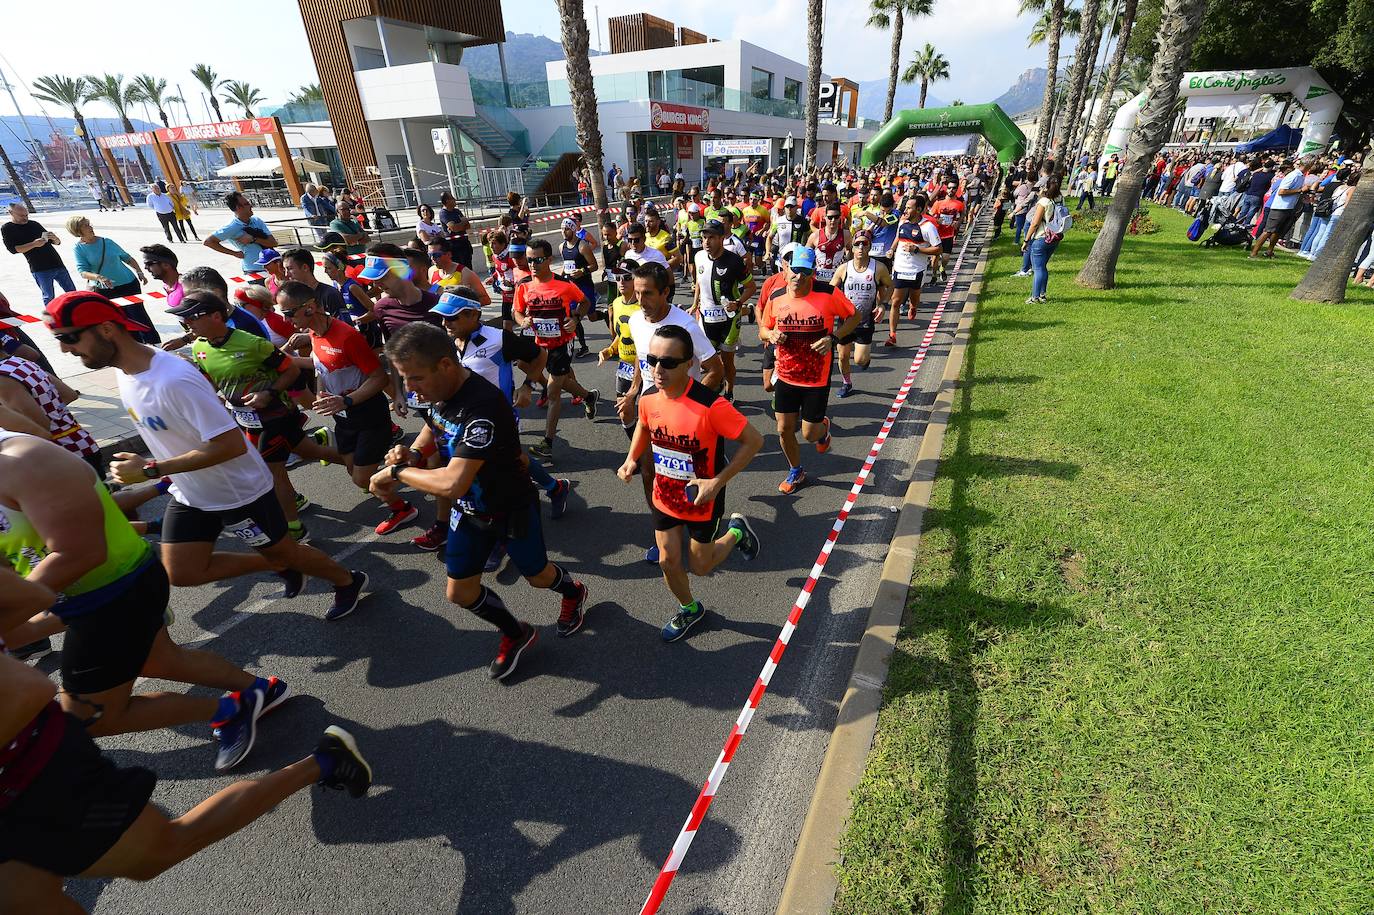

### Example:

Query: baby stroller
xmin=1204 ymin=222 xmax=1251 ymax=248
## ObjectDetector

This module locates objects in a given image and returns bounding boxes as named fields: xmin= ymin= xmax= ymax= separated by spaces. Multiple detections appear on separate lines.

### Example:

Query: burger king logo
xmin=651 ymin=102 xmax=664 ymax=130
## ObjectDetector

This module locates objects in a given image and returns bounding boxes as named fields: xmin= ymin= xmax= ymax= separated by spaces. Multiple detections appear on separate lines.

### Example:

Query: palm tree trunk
xmin=1070 ymin=10 xmax=1109 ymax=157
xmin=1076 ymin=0 xmax=1208 ymax=289
xmin=804 ymin=0 xmax=823 ymax=166
xmin=75 ymin=113 xmax=114 ymax=193
xmin=1032 ymin=0 xmax=1064 ymax=159
xmin=1088 ymin=0 xmax=1137 ymax=154
xmin=0 ymin=142 xmax=33 ymax=212
xmin=118 ymin=115 xmax=155 ymax=182
xmin=1292 ymin=172 xmax=1374 ymax=302
xmin=210 ymin=97 xmax=225 ymax=123
xmin=158 ymin=108 xmax=191 ymax=179
xmin=555 ymin=0 xmax=610 ymax=213
xmin=884 ymin=14 xmax=904 ymax=123
xmin=1058 ymin=0 xmax=1102 ymax=165
xmin=919 ymin=81 xmax=929 ymax=109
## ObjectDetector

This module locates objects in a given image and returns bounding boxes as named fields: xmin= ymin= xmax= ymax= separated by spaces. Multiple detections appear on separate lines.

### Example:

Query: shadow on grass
xmin=895 ymin=302 xmax=1078 ymax=915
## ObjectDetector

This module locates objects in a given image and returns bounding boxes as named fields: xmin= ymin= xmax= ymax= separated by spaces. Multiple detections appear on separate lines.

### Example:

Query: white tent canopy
xmin=216 ymin=156 xmax=331 ymax=179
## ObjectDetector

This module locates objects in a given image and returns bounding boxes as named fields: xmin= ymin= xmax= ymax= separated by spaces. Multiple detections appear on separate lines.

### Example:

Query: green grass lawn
xmin=833 ymin=207 xmax=1374 ymax=914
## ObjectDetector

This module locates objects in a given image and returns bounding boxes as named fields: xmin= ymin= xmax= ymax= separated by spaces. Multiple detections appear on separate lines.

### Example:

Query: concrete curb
xmin=775 ymin=255 xmax=987 ymax=915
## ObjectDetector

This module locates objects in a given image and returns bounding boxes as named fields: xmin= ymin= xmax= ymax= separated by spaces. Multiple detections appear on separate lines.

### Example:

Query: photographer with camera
xmin=204 ymin=192 xmax=280 ymax=275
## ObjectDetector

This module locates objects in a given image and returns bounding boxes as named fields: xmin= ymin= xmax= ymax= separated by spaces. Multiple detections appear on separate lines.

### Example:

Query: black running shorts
xmin=61 ymin=559 xmax=168 ymax=695
xmin=161 ymin=488 xmax=289 ymax=549
xmin=773 ymin=379 xmax=830 ymax=424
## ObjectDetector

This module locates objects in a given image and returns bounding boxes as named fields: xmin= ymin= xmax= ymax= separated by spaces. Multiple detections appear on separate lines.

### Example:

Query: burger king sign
xmin=650 ymin=101 xmax=709 ymax=134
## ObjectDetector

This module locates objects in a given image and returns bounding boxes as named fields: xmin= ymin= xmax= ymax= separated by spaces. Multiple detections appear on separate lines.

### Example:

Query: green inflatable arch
xmin=860 ymin=104 xmax=1027 ymax=166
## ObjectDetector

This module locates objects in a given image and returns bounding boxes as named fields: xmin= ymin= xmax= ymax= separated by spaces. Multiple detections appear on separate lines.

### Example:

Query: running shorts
xmin=333 ymin=397 xmax=392 ymax=467
xmin=940 ymin=237 xmax=954 ymax=254
xmin=651 ymin=498 xmax=725 ymax=544
xmin=61 ymin=558 xmax=167 ymax=695
xmin=248 ymin=410 xmax=307 ymax=463
xmin=445 ymin=502 xmax=547 ymax=580
xmin=840 ymin=322 xmax=875 ymax=346
xmin=773 ymin=379 xmax=830 ymax=424
xmin=894 ymin=270 xmax=925 ymax=291
xmin=545 ymin=342 xmax=574 ymax=378
xmin=701 ymin=317 xmax=739 ymax=353
xmin=0 ymin=708 xmax=156 ymax=876
xmin=162 ymin=488 xmax=289 ymax=549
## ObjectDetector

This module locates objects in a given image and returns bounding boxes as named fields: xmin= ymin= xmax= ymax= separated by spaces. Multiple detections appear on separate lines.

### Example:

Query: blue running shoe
xmin=645 ymin=545 xmax=660 ymax=564
xmin=778 ymin=466 xmax=806 ymax=495
xmin=548 ymin=478 xmax=571 ymax=520
xmin=662 ymin=601 xmax=706 ymax=642
xmin=327 ymin=571 xmax=368 ymax=622
xmin=315 ymin=725 xmax=372 ymax=798
xmin=213 ymin=686 xmax=264 ymax=771
xmin=259 ymin=676 xmax=292 ymax=716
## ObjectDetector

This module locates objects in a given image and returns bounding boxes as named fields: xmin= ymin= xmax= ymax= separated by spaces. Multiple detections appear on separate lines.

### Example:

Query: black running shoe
xmin=489 ymin=622 xmax=538 ymax=680
xmin=583 ymin=389 xmax=599 ymax=421
xmin=728 ymin=513 xmax=760 ymax=562
xmin=315 ymin=725 xmax=372 ymax=798
xmin=276 ymin=569 xmax=304 ymax=599
xmin=327 ymin=571 xmax=369 ymax=621
xmin=557 ymin=582 xmax=589 ymax=637
xmin=548 ymin=478 xmax=571 ymax=520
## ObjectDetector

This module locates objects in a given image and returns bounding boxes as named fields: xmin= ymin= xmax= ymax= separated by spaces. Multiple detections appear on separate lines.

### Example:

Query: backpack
xmin=1042 ymin=200 xmax=1072 ymax=244
xmin=1313 ymin=182 xmax=1337 ymax=218
xmin=1187 ymin=216 xmax=1205 ymax=242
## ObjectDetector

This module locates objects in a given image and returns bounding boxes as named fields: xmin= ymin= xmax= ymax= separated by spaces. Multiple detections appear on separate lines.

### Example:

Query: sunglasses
xmin=281 ymin=305 xmax=310 ymax=318
xmin=529 ymin=256 xmax=550 ymax=265
xmin=792 ymin=267 xmax=815 ymax=276
xmin=52 ymin=326 xmax=93 ymax=345
xmin=644 ymin=353 xmax=689 ymax=370
xmin=854 ymin=239 xmax=871 ymax=246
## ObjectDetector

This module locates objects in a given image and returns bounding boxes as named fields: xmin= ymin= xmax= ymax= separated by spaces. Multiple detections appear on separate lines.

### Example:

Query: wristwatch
xmin=143 ymin=459 xmax=160 ymax=479
xmin=342 ymin=394 xmax=355 ymax=408
xmin=389 ymin=463 xmax=404 ymax=481
xmin=827 ymin=333 xmax=840 ymax=347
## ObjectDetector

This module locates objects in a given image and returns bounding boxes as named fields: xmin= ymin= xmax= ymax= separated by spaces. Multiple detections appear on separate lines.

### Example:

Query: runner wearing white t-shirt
xmin=886 ymin=194 xmax=942 ymax=347
xmin=623 ymin=261 xmax=724 ymax=564
xmin=45 ymin=291 xmax=371 ymax=622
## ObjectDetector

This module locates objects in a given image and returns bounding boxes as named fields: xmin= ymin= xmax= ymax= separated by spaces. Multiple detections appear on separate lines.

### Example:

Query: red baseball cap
xmin=44 ymin=290 xmax=151 ymax=333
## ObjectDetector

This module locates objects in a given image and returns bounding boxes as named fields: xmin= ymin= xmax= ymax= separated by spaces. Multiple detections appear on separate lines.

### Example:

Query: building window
xmin=649 ymin=70 xmax=664 ymax=100
xmin=751 ymin=68 xmax=773 ymax=100
xmin=784 ymin=77 xmax=802 ymax=104
xmin=353 ymin=46 xmax=386 ymax=71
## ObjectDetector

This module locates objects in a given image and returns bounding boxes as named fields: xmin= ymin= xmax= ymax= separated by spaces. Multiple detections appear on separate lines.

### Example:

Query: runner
xmin=627 ymin=261 xmax=723 ymax=564
xmin=690 ymin=220 xmax=755 ymax=400
xmin=513 ymin=239 xmax=599 ymax=463
xmin=766 ymin=197 xmax=808 ymax=273
xmin=806 ymin=205 xmax=849 ymax=292
xmin=173 ymin=291 xmax=339 ymax=543
xmin=759 ymin=247 xmax=861 ymax=494
xmin=858 ymin=190 xmax=899 ymax=272
xmin=282 ymin=247 xmax=345 ymax=316
xmin=600 ymin=263 xmax=643 ymax=439
xmin=0 ymin=594 xmax=370 ymax=912
xmin=46 ymin=292 xmax=370 ymax=618
xmin=0 ymin=350 xmax=102 ymax=475
xmin=280 ymin=280 xmax=419 ymax=536
xmin=616 ymin=324 xmax=763 ymax=641
xmin=741 ymin=188 xmax=773 ymax=279
xmin=929 ymin=181 xmax=965 ymax=282
xmin=428 ymin=236 xmax=492 ymax=305
xmin=361 ymin=244 xmax=442 ymax=338
xmin=886 ymin=193 xmax=942 ymax=347
xmin=483 ymin=229 xmax=519 ymax=332
xmin=0 ymin=433 xmax=289 ymax=770
xmin=162 ymin=266 xmax=270 ymax=351
xmin=679 ymin=203 xmax=706 ymax=291
xmin=641 ymin=206 xmax=682 ymax=275
xmin=558 ymin=218 xmax=600 ymax=358
xmin=373 ymin=323 xmax=590 ymax=680
xmin=830 ymin=232 xmax=893 ymax=397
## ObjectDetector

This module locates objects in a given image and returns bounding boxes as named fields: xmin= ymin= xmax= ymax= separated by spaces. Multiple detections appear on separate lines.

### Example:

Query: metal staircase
xmin=455 ymin=106 xmax=531 ymax=167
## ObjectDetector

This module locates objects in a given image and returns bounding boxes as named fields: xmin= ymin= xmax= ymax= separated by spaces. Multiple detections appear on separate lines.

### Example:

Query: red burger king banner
xmin=650 ymin=101 xmax=709 ymax=134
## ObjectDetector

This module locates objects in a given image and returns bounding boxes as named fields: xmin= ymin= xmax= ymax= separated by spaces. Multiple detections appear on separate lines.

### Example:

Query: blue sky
xmin=1 ymin=0 xmax=1064 ymax=121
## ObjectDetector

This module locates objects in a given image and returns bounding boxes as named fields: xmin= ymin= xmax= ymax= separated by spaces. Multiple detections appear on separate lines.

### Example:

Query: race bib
xmin=562 ymin=260 xmax=578 ymax=276
xmin=816 ymin=265 xmax=836 ymax=282
xmin=939 ymin=214 xmax=953 ymax=225
xmin=225 ymin=517 xmax=272 ymax=547
xmin=652 ymin=444 xmax=695 ymax=481
xmin=701 ymin=304 xmax=729 ymax=323
xmin=616 ymin=361 xmax=635 ymax=381
xmin=406 ymin=389 xmax=431 ymax=411
xmin=534 ymin=317 xmax=563 ymax=338
xmin=870 ymin=240 xmax=887 ymax=256
xmin=232 ymin=407 xmax=263 ymax=429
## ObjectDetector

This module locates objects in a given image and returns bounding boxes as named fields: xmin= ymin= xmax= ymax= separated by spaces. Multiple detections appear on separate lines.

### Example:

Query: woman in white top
xmin=415 ymin=204 xmax=443 ymax=244
xmin=1309 ymin=172 xmax=1356 ymax=260
xmin=1020 ymin=174 xmax=1065 ymax=305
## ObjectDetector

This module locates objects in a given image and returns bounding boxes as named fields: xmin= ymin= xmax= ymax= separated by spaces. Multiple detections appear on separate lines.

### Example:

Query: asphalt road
xmin=49 ymin=223 xmax=987 ymax=915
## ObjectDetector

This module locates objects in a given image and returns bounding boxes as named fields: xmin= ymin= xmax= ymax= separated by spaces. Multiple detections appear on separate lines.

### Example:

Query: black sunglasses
xmin=53 ymin=326 xmax=93 ymax=345
xmin=529 ymin=256 xmax=550 ymax=265
xmin=644 ymin=353 xmax=689 ymax=370
xmin=281 ymin=305 xmax=310 ymax=317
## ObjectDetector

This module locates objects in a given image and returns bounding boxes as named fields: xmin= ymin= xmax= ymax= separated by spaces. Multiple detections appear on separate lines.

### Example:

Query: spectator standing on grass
xmin=3 ymin=203 xmax=75 ymax=304
xmin=1307 ymin=169 xmax=1357 ymax=260
xmin=1250 ymin=157 xmax=1312 ymax=259
xmin=1020 ymin=174 xmax=1065 ymax=305
xmin=1102 ymin=155 xmax=1120 ymax=197
xmin=1217 ymin=155 xmax=1249 ymax=221
xmin=146 ymin=183 xmax=185 ymax=243
xmin=1236 ymin=158 xmax=1272 ymax=227
xmin=1012 ymin=179 xmax=1035 ymax=246
xmin=1074 ymin=163 xmax=1097 ymax=211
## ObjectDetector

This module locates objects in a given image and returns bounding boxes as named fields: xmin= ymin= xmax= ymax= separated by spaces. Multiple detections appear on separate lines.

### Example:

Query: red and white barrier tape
xmin=637 ymin=221 xmax=982 ymax=915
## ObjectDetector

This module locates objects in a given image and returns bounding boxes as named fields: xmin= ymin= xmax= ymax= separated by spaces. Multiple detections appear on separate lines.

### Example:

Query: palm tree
xmin=0 ymin=143 xmax=33 ymax=212
xmin=1076 ymin=0 xmax=1209 ymax=289
xmin=1292 ymin=172 xmax=1373 ymax=303
xmin=804 ymin=0 xmax=823 ymax=166
xmin=84 ymin=73 xmax=155 ymax=183
xmin=288 ymin=83 xmax=324 ymax=105
xmin=867 ymin=0 xmax=935 ymax=123
xmin=1027 ymin=3 xmax=1081 ymax=45
xmin=900 ymin=43 xmax=950 ymax=110
xmin=31 ymin=74 xmax=112 ymax=190
xmin=221 ymin=81 xmax=266 ymax=118
xmin=1031 ymin=0 xmax=1065 ymax=159
xmin=1117 ymin=56 xmax=1153 ymax=97
xmin=1087 ymin=0 xmax=1139 ymax=154
xmin=130 ymin=74 xmax=190 ymax=179
xmin=1056 ymin=0 xmax=1102 ymax=164
xmin=191 ymin=64 xmax=226 ymax=122
xmin=554 ymin=0 xmax=610 ymax=212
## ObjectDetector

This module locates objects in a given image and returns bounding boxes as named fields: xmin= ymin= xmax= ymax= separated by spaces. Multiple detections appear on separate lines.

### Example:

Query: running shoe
xmin=583 ymin=388 xmax=599 ymax=420
xmin=411 ymin=524 xmax=447 ymax=551
xmin=326 ymin=570 xmax=369 ymax=622
xmin=314 ymin=725 xmax=372 ymax=798
xmin=570 ymin=394 xmax=585 ymax=407
xmin=375 ymin=502 xmax=418 ymax=535
xmin=575 ymin=345 xmax=590 ymax=358
xmin=815 ymin=418 xmax=832 ymax=454
xmin=537 ymin=393 xmax=550 ymax=409
xmin=294 ymin=492 xmax=311 ymax=512
xmin=10 ymin=637 xmax=51 ymax=661
xmin=313 ymin=427 xmax=332 ymax=466
xmin=778 ymin=466 xmax=806 ymax=494
xmin=838 ymin=381 xmax=853 ymax=399
xmin=884 ymin=334 xmax=897 ymax=347
xmin=489 ymin=622 xmax=538 ymax=680
xmin=285 ymin=452 xmax=306 ymax=470
xmin=288 ymin=523 xmax=310 ymax=544
xmin=276 ymin=569 xmax=305 ymax=599
xmin=528 ymin=438 xmax=553 ymax=461
xmin=662 ymin=601 xmax=706 ymax=642
xmin=729 ymin=514 xmax=761 ymax=562
xmin=484 ymin=542 xmax=507 ymax=573
xmin=390 ymin=423 xmax=405 ymax=445
xmin=557 ymin=581 xmax=589 ymax=637
xmin=645 ymin=545 xmax=660 ymax=563
xmin=260 ymin=676 xmax=293 ymax=715
xmin=213 ymin=686 xmax=264 ymax=771
xmin=1012 ymin=270 xmax=1032 ymax=277
xmin=548 ymin=478 xmax=571 ymax=520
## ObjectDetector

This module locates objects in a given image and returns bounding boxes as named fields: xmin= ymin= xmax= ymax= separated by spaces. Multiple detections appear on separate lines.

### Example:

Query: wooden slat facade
xmin=608 ymin=13 xmax=677 ymax=54
xmin=294 ymin=0 xmax=504 ymax=190
xmin=678 ymin=27 xmax=707 ymax=46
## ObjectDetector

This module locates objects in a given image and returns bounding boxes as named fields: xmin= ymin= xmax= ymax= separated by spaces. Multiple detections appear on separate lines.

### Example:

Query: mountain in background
xmin=464 ymin=31 xmax=595 ymax=86
xmin=991 ymin=67 xmax=1048 ymax=116
xmin=856 ymin=79 xmax=945 ymax=121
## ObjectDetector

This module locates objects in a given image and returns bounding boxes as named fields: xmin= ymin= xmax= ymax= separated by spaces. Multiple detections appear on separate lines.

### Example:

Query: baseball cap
xmin=700 ymin=219 xmax=727 ymax=236
xmin=314 ymin=231 xmax=347 ymax=250
xmin=784 ymin=196 xmax=798 ymax=206
xmin=167 ymin=290 xmax=228 ymax=319
xmin=508 ymin=241 xmax=527 ymax=254
xmin=45 ymin=290 xmax=152 ymax=333
xmin=254 ymin=248 xmax=283 ymax=268
xmin=429 ymin=288 xmax=483 ymax=318
xmin=618 ymin=256 xmax=643 ymax=273
xmin=778 ymin=242 xmax=799 ymax=266
xmin=561 ymin=217 xmax=579 ymax=230
xmin=358 ymin=254 xmax=403 ymax=281
xmin=789 ymin=246 xmax=817 ymax=272
xmin=687 ymin=203 xmax=702 ymax=214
